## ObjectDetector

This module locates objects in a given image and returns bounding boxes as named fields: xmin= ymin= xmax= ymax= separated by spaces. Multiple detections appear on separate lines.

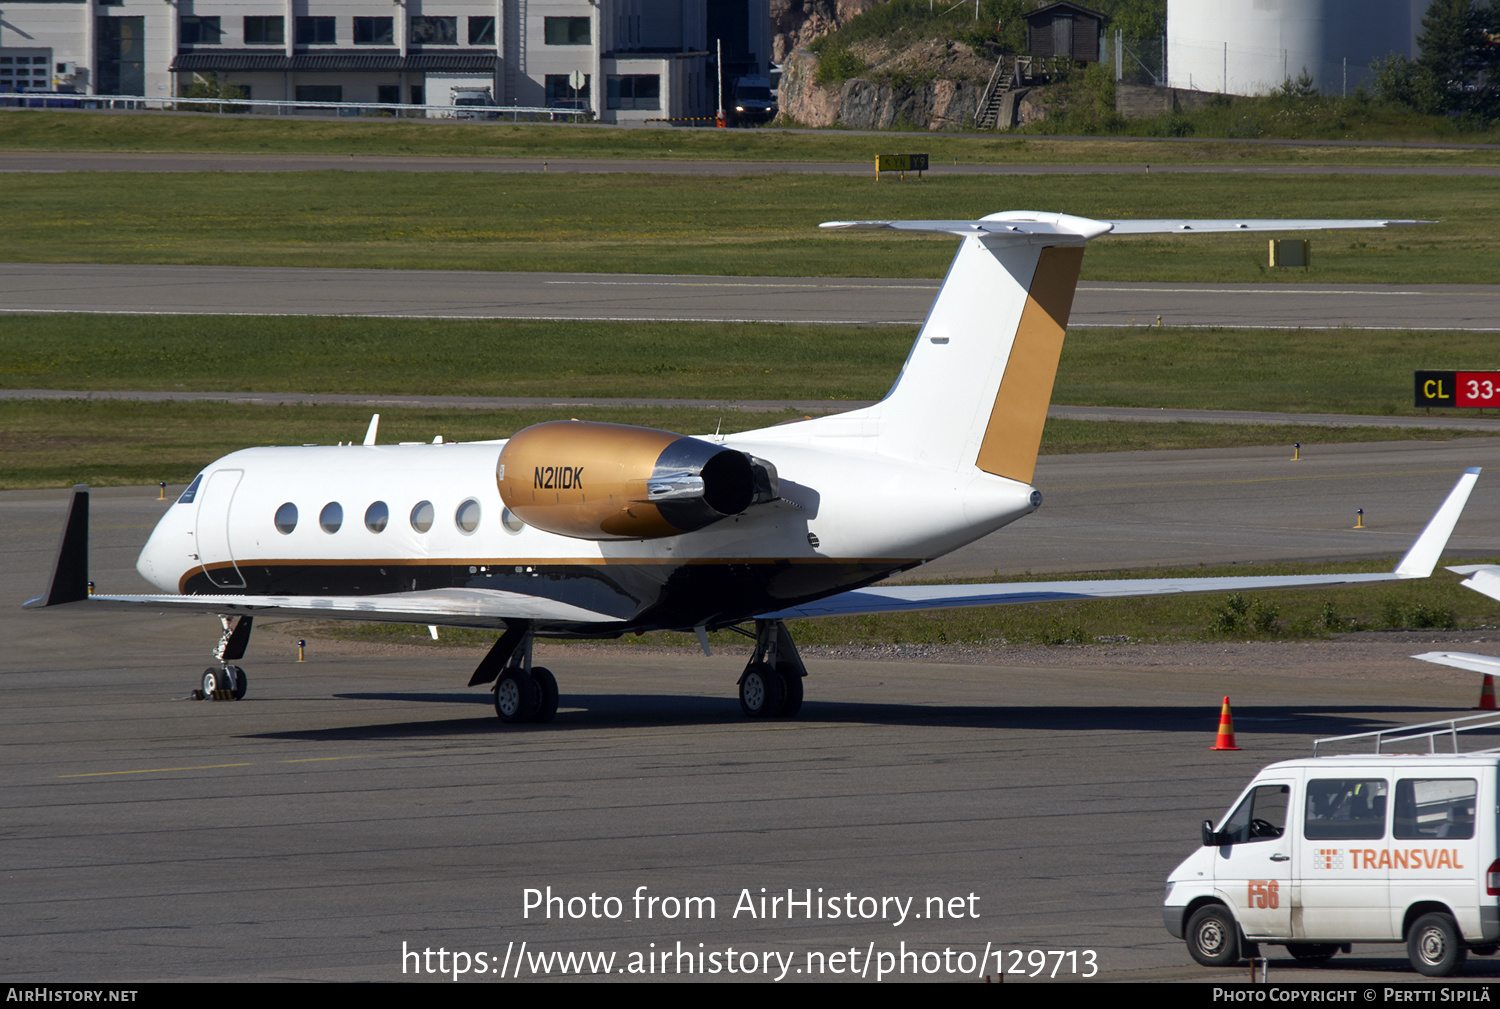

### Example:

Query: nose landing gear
xmin=198 ymin=615 xmax=251 ymax=700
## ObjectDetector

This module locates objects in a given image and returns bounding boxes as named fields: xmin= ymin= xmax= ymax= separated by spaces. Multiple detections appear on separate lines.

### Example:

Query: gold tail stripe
xmin=974 ymin=246 xmax=1084 ymax=484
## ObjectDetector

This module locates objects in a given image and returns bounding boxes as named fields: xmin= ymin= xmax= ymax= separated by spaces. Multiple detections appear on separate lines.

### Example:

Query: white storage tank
xmin=1166 ymin=0 xmax=1426 ymax=96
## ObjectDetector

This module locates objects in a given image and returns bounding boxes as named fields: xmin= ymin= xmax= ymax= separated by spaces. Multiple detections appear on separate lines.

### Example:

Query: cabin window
xmin=1304 ymin=779 xmax=1389 ymax=841
xmin=1394 ymin=779 xmax=1476 ymax=840
xmin=319 ymin=502 xmax=343 ymax=533
xmin=274 ymin=502 xmax=298 ymax=534
xmin=456 ymin=499 xmax=481 ymax=533
xmin=501 ymin=508 xmax=524 ymax=533
xmin=365 ymin=501 xmax=389 ymax=533
xmin=410 ymin=500 xmax=434 ymax=533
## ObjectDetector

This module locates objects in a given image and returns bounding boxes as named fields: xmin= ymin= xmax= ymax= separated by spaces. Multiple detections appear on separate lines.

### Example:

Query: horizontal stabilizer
xmin=821 ymin=212 xmax=1430 ymax=244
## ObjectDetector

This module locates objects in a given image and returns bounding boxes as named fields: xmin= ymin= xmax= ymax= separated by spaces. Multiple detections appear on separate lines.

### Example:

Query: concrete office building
xmin=0 ymin=0 xmax=769 ymax=123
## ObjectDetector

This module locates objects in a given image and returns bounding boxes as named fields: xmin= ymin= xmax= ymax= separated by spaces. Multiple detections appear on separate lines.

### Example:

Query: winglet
xmin=24 ymin=484 xmax=90 ymax=608
xmin=1393 ymin=467 xmax=1480 ymax=578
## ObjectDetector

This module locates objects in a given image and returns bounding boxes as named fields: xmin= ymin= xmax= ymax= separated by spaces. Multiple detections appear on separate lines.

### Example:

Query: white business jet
xmin=27 ymin=211 xmax=1477 ymax=724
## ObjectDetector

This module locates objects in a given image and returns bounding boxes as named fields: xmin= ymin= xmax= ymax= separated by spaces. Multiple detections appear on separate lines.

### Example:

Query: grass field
xmin=5 ymin=110 xmax=1500 ymax=166
xmin=6 ymin=314 xmax=1500 ymax=418
xmin=1 ymin=398 xmax=1474 ymax=489
xmin=3 ymin=171 xmax=1495 ymax=282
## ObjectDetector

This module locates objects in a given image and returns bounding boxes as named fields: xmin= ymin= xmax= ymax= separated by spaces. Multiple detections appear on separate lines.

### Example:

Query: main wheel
xmin=530 ymin=667 xmax=559 ymax=724
xmin=1186 ymin=905 xmax=1241 ymax=967
xmin=1285 ymin=943 xmax=1338 ymax=964
xmin=739 ymin=663 xmax=785 ymax=718
xmin=1408 ymin=912 xmax=1466 ymax=977
xmin=494 ymin=671 xmax=539 ymax=724
xmin=230 ymin=666 xmax=247 ymax=700
xmin=775 ymin=666 xmax=803 ymax=718
xmin=202 ymin=668 xmax=224 ymax=695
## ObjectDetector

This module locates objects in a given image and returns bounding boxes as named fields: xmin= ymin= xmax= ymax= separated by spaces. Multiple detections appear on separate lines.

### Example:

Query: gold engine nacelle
xmin=496 ymin=421 xmax=778 ymax=540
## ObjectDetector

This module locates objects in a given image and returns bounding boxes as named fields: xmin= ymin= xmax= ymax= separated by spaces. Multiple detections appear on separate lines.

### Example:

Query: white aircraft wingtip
xmin=1393 ymin=467 xmax=1481 ymax=578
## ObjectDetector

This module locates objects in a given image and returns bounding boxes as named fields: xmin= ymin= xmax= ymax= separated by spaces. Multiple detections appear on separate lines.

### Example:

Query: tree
xmin=1417 ymin=0 xmax=1485 ymax=113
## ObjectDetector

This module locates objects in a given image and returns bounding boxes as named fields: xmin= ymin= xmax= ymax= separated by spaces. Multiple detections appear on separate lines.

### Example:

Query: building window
xmin=295 ymin=16 xmax=335 ymax=45
xmin=544 ymin=17 xmax=590 ymax=45
xmin=353 ymin=17 xmax=394 ymax=46
xmin=410 ymin=16 xmax=457 ymax=45
xmin=545 ymin=73 xmax=589 ymax=108
xmin=295 ymin=84 xmax=342 ymax=103
xmin=244 ymin=16 xmax=284 ymax=45
xmin=179 ymin=16 xmax=221 ymax=45
xmin=606 ymin=74 xmax=659 ymax=111
xmin=377 ymin=84 xmax=399 ymax=104
xmin=96 ymin=17 xmax=144 ymax=94
xmin=468 ymin=16 xmax=495 ymax=46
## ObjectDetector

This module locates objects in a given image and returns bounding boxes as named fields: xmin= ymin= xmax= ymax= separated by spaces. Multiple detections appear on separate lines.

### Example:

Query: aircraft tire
xmin=739 ymin=663 xmax=784 ymax=718
xmin=495 ymin=671 xmax=539 ymax=724
xmin=230 ymin=666 xmax=248 ymax=700
xmin=202 ymin=668 xmax=224 ymax=695
xmin=776 ymin=666 xmax=803 ymax=718
xmin=531 ymin=667 xmax=559 ymax=724
xmin=1408 ymin=912 xmax=1466 ymax=977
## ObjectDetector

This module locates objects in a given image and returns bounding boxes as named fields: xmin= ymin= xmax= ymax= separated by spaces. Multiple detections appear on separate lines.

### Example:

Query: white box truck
xmin=1164 ymin=714 xmax=1500 ymax=976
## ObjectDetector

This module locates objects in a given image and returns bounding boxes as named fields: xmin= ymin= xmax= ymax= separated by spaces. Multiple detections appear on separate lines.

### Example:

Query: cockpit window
xmin=274 ymin=502 xmax=298 ymax=534
xmin=320 ymin=502 xmax=343 ymax=534
xmin=177 ymin=474 xmax=203 ymax=504
xmin=410 ymin=500 xmax=434 ymax=533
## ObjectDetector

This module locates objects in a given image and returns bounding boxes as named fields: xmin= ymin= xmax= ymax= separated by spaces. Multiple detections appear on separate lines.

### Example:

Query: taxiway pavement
xmin=5 ymin=447 xmax=1500 ymax=982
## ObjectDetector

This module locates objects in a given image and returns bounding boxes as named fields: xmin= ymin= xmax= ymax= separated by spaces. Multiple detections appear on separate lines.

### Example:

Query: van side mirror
xmin=1201 ymin=819 xmax=1221 ymax=847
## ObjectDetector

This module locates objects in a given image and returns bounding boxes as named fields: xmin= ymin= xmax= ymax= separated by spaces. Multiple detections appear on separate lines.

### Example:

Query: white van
xmin=1164 ymin=715 xmax=1500 ymax=976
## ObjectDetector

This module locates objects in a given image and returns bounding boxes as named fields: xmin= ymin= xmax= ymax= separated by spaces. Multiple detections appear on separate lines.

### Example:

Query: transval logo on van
xmin=1314 ymin=848 xmax=1465 ymax=870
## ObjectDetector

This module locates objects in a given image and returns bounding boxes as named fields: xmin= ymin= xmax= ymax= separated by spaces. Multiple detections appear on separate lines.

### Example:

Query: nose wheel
xmin=198 ymin=615 xmax=252 ymax=700
xmin=201 ymin=665 xmax=247 ymax=700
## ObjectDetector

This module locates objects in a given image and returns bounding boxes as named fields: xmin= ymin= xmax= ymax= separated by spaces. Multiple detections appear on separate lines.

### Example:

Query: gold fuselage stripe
xmin=974 ymin=245 xmax=1084 ymax=484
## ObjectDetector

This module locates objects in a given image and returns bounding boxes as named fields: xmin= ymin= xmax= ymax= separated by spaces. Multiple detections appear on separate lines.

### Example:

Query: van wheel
xmin=1286 ymin=943 xmax=1338 ymax=964
xmin=1186 ymin=905 xmax=1241 ymax=967
xmin=1407 ymin=912 xmax=1467 ymax=977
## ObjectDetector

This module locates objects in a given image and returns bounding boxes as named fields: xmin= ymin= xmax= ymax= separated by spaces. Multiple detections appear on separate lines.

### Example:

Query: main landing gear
xmin=733 ymin=620 xmax=806 ymax=719
xmin=470 ymin=622 xmax=558 ymax=725
xmin=200 ymin=615 xmax=251 ymax=700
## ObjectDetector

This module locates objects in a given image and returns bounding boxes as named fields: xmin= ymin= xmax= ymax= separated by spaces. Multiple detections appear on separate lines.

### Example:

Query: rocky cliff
xmin=778 ymin=37 xmax=996 ymax=131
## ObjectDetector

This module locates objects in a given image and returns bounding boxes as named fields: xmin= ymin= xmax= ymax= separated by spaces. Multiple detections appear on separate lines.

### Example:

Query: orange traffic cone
xmin=1212 ymin=696 xmax=1241 ymax=750
xmin=1475 ymin=675 xmax=1497 ymax=711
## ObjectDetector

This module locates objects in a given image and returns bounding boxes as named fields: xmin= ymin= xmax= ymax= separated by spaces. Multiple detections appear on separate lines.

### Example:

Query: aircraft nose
xmin=137 ymin=503 xmax=193 ymax=592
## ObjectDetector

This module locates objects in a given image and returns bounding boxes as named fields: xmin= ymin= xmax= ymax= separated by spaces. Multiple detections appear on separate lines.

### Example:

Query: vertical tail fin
xmin=828 ymin=219 xmax=1090 ymax=479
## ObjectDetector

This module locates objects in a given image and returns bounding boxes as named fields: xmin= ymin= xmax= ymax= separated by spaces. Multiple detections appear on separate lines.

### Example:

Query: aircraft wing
xmin=761 ymin=467 xmax=1480 ymax=620
xmin=1445 ymin=564 xmax=1500 ymax=604
xmin=78 ymin=589 xmax=619 ymax=629
xmin=1412 ymin=651 xmax=1500 ymax=677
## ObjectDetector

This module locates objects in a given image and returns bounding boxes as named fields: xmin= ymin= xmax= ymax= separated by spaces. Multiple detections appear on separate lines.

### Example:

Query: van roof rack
xmin=1314 ymin=712 xmax=1500 ymax=757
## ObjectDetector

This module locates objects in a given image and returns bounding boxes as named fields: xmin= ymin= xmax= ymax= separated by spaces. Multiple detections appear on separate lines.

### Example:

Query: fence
xmin=0 ymin=92 xmax=590 ymax=121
